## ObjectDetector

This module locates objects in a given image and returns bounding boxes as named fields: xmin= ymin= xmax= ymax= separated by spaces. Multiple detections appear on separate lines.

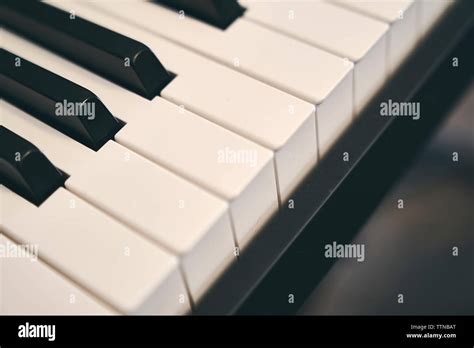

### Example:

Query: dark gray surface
xmin=300 ymin=86 xmax=474 ymax=315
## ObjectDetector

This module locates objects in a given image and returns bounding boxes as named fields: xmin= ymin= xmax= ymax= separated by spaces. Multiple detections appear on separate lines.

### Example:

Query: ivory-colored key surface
xmin=331 ymin=0 xmax=421 ymax=74
xmin=67 ymin=0 xmax=350 ymax=159
xmin=1 ymin=187 xmax=190 ymax=314
xmin=0 ymin=234 xmax=114 ymax=314
xmin=83 ymin=0 xmax=353 ymax=104
xmin=3 ymin=29 xmax=278 ymax=252
xmin=67 ymin=141 xmax=236 ymax=302
xmin=49 ymin=1 xmax=320 ymax=199
xmin=241 ymin=0 xmax=389 ymax=114
xmin=2 ymin=101 xmax=234 ymax=302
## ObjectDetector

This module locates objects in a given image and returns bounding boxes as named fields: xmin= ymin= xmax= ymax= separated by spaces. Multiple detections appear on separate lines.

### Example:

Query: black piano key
xmin=0 ymin=126 xmax=66 ymax=206
xmin=155 ymin=0 xmax=245 ymax=29
xmin=0 ymin=49 xmax=123 ymax=151
xmin=0 ymin=0 xmax=172 ymax=99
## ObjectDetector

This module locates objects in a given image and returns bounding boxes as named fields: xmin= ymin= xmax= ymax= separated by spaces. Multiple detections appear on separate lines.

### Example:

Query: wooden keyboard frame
xmin=195 ymin=0 xmax=474 ymax=315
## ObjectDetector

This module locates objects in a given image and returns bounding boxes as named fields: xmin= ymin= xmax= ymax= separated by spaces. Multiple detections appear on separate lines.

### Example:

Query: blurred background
xmin=300 ymin=85 xmax=474 ymax=315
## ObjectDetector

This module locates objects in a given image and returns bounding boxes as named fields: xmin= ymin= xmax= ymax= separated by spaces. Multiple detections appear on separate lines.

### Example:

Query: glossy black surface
xmin=0 ymin=49 xmax=122 ymax=151
xmin=155 ymin=0 xmax=245 ymax=29
xmin=194 ymin=0 xmax=474 ymax=314
xmin=0 ymin=0 xmax=172 ymax=99
xmin=0 ymin=126 xmax=65 ymax=206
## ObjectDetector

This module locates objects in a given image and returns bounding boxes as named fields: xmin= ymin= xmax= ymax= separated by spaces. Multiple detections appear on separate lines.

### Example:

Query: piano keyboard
xmin=0 ymin=0 xmax=454 ymax=315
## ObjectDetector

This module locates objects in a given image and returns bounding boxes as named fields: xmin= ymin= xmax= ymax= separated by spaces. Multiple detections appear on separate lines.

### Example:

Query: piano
xmin=0 ymin=0 xmax=472 ymax=315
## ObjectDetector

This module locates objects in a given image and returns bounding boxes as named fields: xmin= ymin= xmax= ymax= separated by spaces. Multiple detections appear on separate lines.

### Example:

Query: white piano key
xmin=116 ymin=101 xmax=278 ymax=249
xmin=419 ymin=0 xmax=453 ymax=35
xmin=241 ymin=0 xmax=389 ymax=114
xmin=68 ymin=141 xmax=236 ymax=302
xmin=66 ymin=0 xmax=351 ymax=158
xmin=2 ymin=101 xmax=235 ymax=302
xmin=48 ymin=3 xmax=319 ymax=205
xmin=162 ymin=66 xmax=320 ymax=196
xmin=1 ymin=187 xmax=190 ymax=314
xmin=0 ymin=234 xmax=114 ymax=315
xmin=84 ymin=0 xmax=353 ymax=103
xmin=331 ymin=0 xmax=421 ymax=74
xmin=3 ymin=30 xmax=278 ymax=251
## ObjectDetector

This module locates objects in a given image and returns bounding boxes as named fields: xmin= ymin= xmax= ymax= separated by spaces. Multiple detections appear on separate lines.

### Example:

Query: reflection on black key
xmin=0 ymin=0 xmax=172 ymax=99
xmin=155 ymin=0 xmax=245 ymax=29
xmin=0 ymin=126 xmax=66 ymax=206
xmin=0 ymin=49 xmax=122 ymax=151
